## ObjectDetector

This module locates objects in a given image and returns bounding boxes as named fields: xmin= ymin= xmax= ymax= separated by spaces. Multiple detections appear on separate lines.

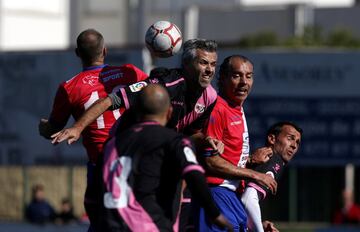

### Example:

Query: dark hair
xmin=181 ymin=39 xmax=217 ymax=66
xmin=266 ymin=121 xmax=303 ymax=145
xmin=31 ymin=184 xmax=44 ymax=199
xmin=218 ymin=55 xmax=253 ymax=94
xmin=76 ymin=29 xmax=104 ymax=62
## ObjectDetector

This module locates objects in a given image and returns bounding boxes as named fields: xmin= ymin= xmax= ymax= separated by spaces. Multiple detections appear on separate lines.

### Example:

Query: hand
xmin=51 ymin=127 xmax=81 ymax=145
xmin=257 ymin=173 xmax=277 ymax=195
xmin=39 ymin=118 xmax=50 ymax=138
xmin=206 ymin=136 xmax=224 ymax=154
xmin=263 ymin=220 xmax=279 ymax=232
xmin=250 ymin=147 xmax=273 ymax=164
xmin=213 ymin=214 xmax=233 ymax=232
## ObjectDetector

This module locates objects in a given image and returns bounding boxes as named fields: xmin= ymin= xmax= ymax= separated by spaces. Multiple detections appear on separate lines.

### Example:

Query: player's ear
xmin=267 ymin=134 xmax=276 ymax=146
xmin=103 ymin=47 xmax=107 ymax=57
xmin=75 ymin=48 xmax=80 ymax=57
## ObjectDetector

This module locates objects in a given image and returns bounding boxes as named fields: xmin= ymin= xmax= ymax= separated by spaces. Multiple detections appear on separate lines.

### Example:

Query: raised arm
xmin=51 ymin=97 xmax=112 ymax=144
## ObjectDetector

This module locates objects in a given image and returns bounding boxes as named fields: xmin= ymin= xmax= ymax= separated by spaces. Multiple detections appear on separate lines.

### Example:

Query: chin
xmin=199 ymin=82 xmax=211 ymax=88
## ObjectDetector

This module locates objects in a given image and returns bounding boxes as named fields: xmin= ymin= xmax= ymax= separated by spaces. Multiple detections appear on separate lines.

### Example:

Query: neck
xmin=184 ymin=75 xmax=203 ymax=97
xmin=82 ymin=60 xmax=104 ymax=69
xmin=142 ymin=115 xmax=167 ymax=126
xmin=221 ymin=94 xmax=243 ymax=108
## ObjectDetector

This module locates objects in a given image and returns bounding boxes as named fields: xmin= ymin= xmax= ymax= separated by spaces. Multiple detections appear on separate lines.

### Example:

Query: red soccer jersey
xmin=204 ymin=96 xmax=250 ymax=191
xmin=49 ymin=64 xmax=148 ymax=163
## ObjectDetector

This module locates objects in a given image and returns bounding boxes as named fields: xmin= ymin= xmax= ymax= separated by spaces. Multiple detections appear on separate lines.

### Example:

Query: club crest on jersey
xmin=129 ymin=81 xmax=148 ymax=92
xmin=82 ymin=75 xmax=98 ymax=86
xmin=149 ymin=78 xmax=159 ymax=84
xmin=195 ymin=103 xmax=205 ymax=114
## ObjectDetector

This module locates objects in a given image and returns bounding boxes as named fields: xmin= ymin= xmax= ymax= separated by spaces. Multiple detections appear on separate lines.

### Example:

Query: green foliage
xmin=326 ymin=29 xmax=360 ymax=47
xmin=237 ymin=31 xmax=278 ymax=48
xmin=236 ymin=26 xmax=360 ymax=48
xmin=302 ymin=26 xmax=323 ymax=46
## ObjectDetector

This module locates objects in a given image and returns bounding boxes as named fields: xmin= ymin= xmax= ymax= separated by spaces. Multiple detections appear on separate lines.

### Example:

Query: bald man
xmin=98 ymin=84 xmax=233 ymax=232
xmin=38 ymin=29 xmax=147 ymax=231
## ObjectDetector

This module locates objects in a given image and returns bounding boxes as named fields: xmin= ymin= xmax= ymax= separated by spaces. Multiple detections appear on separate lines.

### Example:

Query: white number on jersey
xmin=84 ymin=91 xmax=121 ymax=129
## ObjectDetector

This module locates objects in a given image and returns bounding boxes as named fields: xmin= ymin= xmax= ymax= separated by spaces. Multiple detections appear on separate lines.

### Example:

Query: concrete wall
xmin=315 ymin=6 xmax=360 ymax=37
xmin=69 ymin=0 xmax=129 ymax=47
xmin=0 ymin=0 xmax=70 ymax=51
xmin=198 ymin=6 xmax=294 ymax=42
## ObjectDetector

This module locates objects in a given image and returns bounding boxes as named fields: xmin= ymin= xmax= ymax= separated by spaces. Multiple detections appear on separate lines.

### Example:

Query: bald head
xmin=137 ymin=84 xmax=171 ymax=121
xmin=76 ymin=29 xmax=105 ymax=64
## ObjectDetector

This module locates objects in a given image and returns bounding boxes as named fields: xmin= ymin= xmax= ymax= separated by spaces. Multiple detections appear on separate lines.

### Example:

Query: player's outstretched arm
xmin=51 ymin=97 xmax=113 ymax=145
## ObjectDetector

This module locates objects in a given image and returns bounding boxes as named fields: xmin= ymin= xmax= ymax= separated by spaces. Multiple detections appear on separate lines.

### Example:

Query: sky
xmin=242 ymin=0 xmax=354 ymax=7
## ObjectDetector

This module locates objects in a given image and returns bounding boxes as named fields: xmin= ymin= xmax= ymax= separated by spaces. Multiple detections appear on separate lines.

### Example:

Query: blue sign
xmin=245 ymin=97 xmax=360 ymax=166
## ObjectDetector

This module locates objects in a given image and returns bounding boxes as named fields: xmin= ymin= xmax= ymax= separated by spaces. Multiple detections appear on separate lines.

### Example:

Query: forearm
xmin=206 ymin=155 xmax=261 ymax=181
xmin=74 ymin=97 xmax=112 ymax=131
xmin=190 ymin=131 xmax=205 ymax=151
xmin=241 ymin=187 xmax=263 ymax=232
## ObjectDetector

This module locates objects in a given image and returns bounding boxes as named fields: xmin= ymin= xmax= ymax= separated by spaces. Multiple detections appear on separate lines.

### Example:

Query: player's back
xmin=52 ymin=64 xmax=147 ymax=162
xmin=102 ymin=121 xmax=187 ymax=231
xmin=115 ymin=122 xmax=183 ymax=201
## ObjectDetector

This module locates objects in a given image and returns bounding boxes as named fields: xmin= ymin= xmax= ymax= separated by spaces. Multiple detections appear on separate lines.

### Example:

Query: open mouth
xmin=201 ymin=75 xmax=212 ymax=83
xmin=235 ymin=89 xmax=247 ymax=95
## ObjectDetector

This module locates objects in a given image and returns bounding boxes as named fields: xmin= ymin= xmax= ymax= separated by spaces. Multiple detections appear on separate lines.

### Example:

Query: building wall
xmin=315 ymin=6 xmax=360 ymax=37
xmin=1 ymin=1 xmax=360 ymax=50
xmin=69 ymin=0 xmax=129 ymax=48
xmin=198 ymin=6 xmax=295 ymax=43
xmin=0 ymin=0 xmax=70 ymax=51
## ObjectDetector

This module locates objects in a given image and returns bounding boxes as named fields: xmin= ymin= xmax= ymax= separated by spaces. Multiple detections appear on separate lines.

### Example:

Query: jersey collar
xmin=83 ymin=64 xmax=108 ymax=71
xmin=139 ymin=121 xmax=161 ymax=126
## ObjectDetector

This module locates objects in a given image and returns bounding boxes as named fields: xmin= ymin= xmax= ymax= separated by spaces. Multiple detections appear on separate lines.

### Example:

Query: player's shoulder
xmin=131 ymin=124 xmax=181 ymax=147
xmin=60 ymin=71 xmax=89 ymax=89
xmin=212 ymin=96 xmax=228 ymax=111
xmin=148 ymin=124 xmax=185 ymax=144
xmin=109 ymin=63 xmax=147 ymax=76
xmin=63 ymin=71 xmax=82 ymax=84
xmin=149 ymin=67 xmax=184 ymax=84
xmin=121 ymin=63 xmax=142 ymax=70
xmin=151 ymin=124 xmax=179 ymax=138
xmin=202 ymin=85 xmax=217 ymax=104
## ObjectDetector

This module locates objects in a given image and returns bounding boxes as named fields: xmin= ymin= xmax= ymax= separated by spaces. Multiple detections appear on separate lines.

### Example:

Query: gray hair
xmin=181 ymin=39 xmax=217 ymax=66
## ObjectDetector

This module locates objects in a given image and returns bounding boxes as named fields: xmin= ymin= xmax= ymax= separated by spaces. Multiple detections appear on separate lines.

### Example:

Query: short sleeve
xmin=48 ymin=84 xmax=71 ymax=130
xmin=111 ymin=77 xmax=165 ymax=110
xmin=204 ymin=105 xmax=225 ymax=141
xmin=169 ymin=136 xmax=205 ymax=176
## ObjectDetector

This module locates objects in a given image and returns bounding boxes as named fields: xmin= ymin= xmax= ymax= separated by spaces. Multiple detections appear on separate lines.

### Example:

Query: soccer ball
xmin=145 ymin=21 xmax=182 ymax=58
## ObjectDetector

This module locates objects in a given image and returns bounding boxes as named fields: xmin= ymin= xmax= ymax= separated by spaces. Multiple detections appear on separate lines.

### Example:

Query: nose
xmin=239 ymin=75 xmax=247 ymax=85
xmin=290 ymin=141 xmax=297 ymax=150
xmin=205 ymin=64 xmax=213 ymax=73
